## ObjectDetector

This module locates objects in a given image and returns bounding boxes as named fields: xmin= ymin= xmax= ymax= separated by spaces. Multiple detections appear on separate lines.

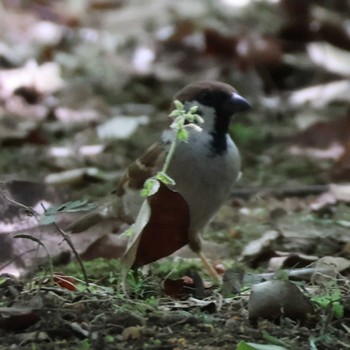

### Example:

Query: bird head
xmin=173 ymin=81 xmax=251 ymax=134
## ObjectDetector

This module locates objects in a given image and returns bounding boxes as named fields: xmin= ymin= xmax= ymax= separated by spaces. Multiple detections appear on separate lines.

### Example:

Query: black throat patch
xmin=210 ymin=113 xmax=230 ymax=155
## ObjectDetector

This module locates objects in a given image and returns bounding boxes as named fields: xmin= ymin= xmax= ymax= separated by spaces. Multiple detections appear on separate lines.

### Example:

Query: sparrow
xmin=68 ymin=81 xmax=251 ymax=280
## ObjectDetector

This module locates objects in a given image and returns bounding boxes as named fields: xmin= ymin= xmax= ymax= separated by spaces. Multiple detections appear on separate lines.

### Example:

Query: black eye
xmin=198 ymin=90 xmax=214 ymax=104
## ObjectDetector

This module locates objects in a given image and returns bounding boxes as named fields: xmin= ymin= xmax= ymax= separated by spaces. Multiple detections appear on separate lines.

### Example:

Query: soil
xmin=0 ymin=271 xmax=347 ymax=350
xmin=1 ymin=1 xmax=350 ymax=349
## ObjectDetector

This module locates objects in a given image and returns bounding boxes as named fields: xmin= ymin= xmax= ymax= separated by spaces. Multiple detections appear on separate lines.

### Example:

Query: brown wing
xmin=114 ymin=141 xmax=167 ymax=196
xmin=67 ymin=141 xmax=167 ymax=233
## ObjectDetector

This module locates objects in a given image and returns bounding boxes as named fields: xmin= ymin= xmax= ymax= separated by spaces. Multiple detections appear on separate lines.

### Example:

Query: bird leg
xmin=189 ymin=234 xmax=222 ymax=282
xmin=197 ymin=251 xmax=222 ymax=282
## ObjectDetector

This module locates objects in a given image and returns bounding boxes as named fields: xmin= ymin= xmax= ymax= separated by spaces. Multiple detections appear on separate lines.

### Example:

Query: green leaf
xmin=333 ymin=302 xmax=344 ymax=318
xmin=45 ymin=200 xmax=97 ymax=215
xmin=195 ymin=114 xmax=204 ymax=124
xmin=140 ymin=178 xmax=160 ymax=197
xmin=104 ymin=335 xmax=115 ymax=343
xmin=189 ymin=105 xmax=198 ymax=113
xmin=40 ymin=215 xmax=56 ymax=225
xmin=174 ymin=100 xmax=184 ymax=110
xmin=262 ymin=331 xmax=289 ymax=347
xmin=236 ymin=341 xmax=255 ymax=350
xmin=40 ymin=200 xmax=97 ymax=225
xmin=170 ymin=121 xmax=178 ymax=130
xmin=79 ymin=339 xmax=91 ymax=350
xmin=155 ymin=171 xmax=176 ymax=185
xmin=274 ymin=270 xmax=289 ymax=281
xmin=176 ymin=117 xmax=185 ymax=129
xmin=185 ymin=114 xmax=195 ymax=122
xmin=169 ymin=110 xmax=180 ymax=118
xmin=312 ymin=290 xmax=344 ymax=318
xmin=177 ymin=128 xmax=189 ymax=142
xmin=236 ymin=341 xmax=288 ymax=350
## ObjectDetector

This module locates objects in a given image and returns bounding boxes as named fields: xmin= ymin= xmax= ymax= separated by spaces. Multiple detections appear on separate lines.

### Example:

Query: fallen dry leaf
xmin=0 ymin=60 xmax=63 ymax=98
xmin=268 ymin=251 xmax=319 ymax=270
xmin=288 ymin=80 xmax=350 ymax=109
xmin=236 ymin=33 xmax=283 ymax=68
xmin=53 ymin=273 xmax=77 ymax=291
xmin=97 ymin=115 xmax=149 ymax=140
xmin=121 ymin=326 xmax=143 ymax=341
xmin=122 ymin=182 xmax=190 ymax=268
xmin=0 ymin=180 xmax=119 ymax=277
xmin=240 ymin=230 xmax=280 ymax=264
xmin=312 ymin=256 xmax=350 ymax=274
xmin=293 ymin=116 xmax=350 ymax=150
xmin=0 ymin=294 xmax=43 ymax=331
xmin=310 ymin=183 xmax=350 ymax=211
xmin=310 ymin=256 xmax=350 ymax=283
xmin=289 ymin=143 xmax=344 ymax=161
xmin=307 ymin=42 xmax=350 ymax=77
xmin=163 ymin=271 xmax=204 ymax=299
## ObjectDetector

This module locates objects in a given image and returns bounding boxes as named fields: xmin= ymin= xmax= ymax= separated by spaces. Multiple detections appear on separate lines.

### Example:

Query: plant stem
xmin=161 ymin=138 xmax=177 ymax=174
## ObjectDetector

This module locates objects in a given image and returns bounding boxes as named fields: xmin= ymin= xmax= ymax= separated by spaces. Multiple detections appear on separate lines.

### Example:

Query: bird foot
xmin=197 ymin=251 xmax=222 ymax=283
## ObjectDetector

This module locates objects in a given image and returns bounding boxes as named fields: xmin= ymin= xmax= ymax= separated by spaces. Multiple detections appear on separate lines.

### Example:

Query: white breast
xmin=165 ymin=128 xmax=241 ymax=233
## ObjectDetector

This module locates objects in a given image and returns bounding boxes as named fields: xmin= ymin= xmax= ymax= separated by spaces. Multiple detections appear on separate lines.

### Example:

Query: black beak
xmin=229 ymin=92 xmax=251 ymax=113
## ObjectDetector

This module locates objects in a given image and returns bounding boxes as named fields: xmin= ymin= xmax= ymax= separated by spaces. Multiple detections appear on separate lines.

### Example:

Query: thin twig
xmin=52 ymin=222 xmax=90 ymax=289
xmin=39 ymin=202 xmax=90 ymax=289
xmin=0 ymin=182 xmax=38 ymax=217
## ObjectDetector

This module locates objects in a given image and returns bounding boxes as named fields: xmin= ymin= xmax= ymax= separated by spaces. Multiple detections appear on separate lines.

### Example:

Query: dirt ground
xmin=1 ymin=267 xmax=349 ymax=350
xmin=1 ymin=0 xmax=350 ymax=349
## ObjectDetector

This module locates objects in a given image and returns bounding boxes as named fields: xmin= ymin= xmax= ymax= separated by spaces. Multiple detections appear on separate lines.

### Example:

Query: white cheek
xmin=185 ymin=101 xmax=216 ymax=132
xmin=199 ymin=105 xmax=216 ymax=132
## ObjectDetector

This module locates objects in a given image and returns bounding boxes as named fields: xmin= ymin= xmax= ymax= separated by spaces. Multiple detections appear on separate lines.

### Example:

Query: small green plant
xmin=236 ymin=341 xmax=288 ymax=350
xmin=127 ymin=271 xmax=144 ymax=295
xmin=230 ymin=122 xmax=265 ymax=146
xmin=309 ymin=334 xmax=334 ymax=350
xmin=274 ymin=270 xmax=290 ymax=281
xmin=152 ymin=338 xmax=162 ymax=346
xmin=141 ymin=100 xmax=203 ymax=197
xmin=79 ymin=339 xmax=91 ymax=350
xmin=14 ymin=234 xmax=54 ymax=284
xmin=121 ymin=101 xmax=203 ymax=273
xmin=312 ymin=288 xmax=344 ymax=318
xmin=144 ymin=295 xmax=158 ymax=307
xmin=41 ymin=199 xmax=97 ymax=225
xmin=104 ymin=335 xmax=115 ymax=343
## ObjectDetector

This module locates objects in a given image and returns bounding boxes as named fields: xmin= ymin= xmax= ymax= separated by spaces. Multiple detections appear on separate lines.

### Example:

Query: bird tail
xmin=65 ymin=196 xmax=123 ymax=233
